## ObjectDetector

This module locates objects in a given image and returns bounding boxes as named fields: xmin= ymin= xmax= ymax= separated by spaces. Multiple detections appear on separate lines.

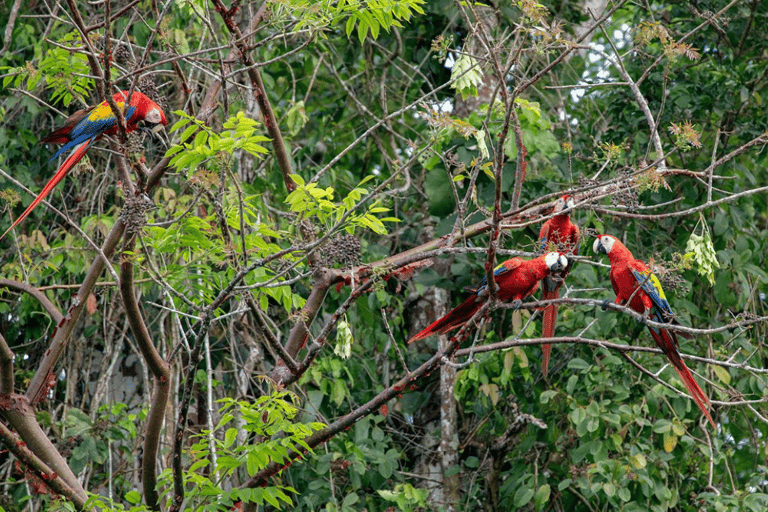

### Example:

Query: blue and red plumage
xmin=538 ymin=195 xmax=580 ymax=376
xmin=2 ymin=91 xmax=168 ymax=240
xmin=409 ymin=252 xmax=568 ymax=343
xmin=593 ymin=234 xmax=715 ymax=428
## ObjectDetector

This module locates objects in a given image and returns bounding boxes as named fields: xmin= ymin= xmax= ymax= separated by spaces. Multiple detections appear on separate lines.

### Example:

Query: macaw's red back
xmin=409 ymin=252 xmax=568 ymax=343
xmin=538 ymin=195 xmax=580 ymax=376
xmin=2 ymin=91 xmax=168 ymax=240
xmin=593 ymin=234 xmax=715 ymax=429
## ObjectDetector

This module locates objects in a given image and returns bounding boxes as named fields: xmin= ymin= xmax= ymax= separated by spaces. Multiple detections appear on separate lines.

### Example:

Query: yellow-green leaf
xmin=630 ymin=453 xmax=646 ymax=469
xmin=712 ymin=365 xmax=731 ymax=385
xmin=663 ymin=430 xmax=678 ymax=453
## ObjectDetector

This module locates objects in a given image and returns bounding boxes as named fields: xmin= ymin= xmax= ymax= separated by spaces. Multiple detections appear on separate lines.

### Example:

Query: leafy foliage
xmin=0 ymin=0 xmax=768 ymax=511
xmin=158 ymin=392 xmax=323 ymax=511
xmin=166 ymin=111 xmax=270 ymax=174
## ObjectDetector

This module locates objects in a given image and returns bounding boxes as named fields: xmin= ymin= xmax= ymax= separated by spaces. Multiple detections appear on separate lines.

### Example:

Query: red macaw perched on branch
xmin=1 ymin=90 xmax=168 ymax=240
xmin=409 ymin=252 xmax=569 ymax=343
xmin=593 ymin=234 xmax=715 ymax=429
xmin=538 ymin=195 xmax=580 ymax=376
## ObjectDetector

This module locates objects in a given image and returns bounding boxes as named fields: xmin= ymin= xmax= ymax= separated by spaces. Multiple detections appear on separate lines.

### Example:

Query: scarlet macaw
xmin=593 ymin=234 xmax=715 ymax=428
xmin=1 ymin=90 xmax=168 ymax=240
xmin=538 ymin=195 xmax=580 ymax=376
xmin=409 ymin=252 xmax=569 ymax=343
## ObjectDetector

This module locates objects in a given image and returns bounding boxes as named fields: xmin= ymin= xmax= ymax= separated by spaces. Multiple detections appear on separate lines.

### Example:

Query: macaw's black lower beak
xmin=139 ymin=123 xmax=168 ymax=148
xmin=138 ymin=119 xmax=166 ymax=134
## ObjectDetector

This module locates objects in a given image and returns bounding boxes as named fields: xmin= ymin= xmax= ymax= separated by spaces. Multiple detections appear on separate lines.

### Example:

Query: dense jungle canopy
xmin=0 ymin=0 xmax=767 ymax=511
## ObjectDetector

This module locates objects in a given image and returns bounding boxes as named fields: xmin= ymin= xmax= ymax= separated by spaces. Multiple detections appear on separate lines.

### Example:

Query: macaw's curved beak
xmin=138 ymin=119 xmax=166 ymax=134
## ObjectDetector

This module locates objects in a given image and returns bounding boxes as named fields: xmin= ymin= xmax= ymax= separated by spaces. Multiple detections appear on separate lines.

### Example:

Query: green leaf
xmin=540 ymin=390 xmax=558 ymax=404
xmin=125 ymin=491 xmax=142 ymax=504
xmin=357 ymin=16 xmax=369 ymax=44
xmin=345 ymin=15 xmax=356 ymax=39
xmin=686 ymin=228 xmax=720 ymax=286
xmin=535 ymin=484 xmax=551 ymax=511
xmin=169 ymin=116 xmax=190 ymax=133
xmin=567 ymin=358 xmax=591 ymax=371
xmin=450 ymin=53 xmax=483 ymax=100
xmin=342 ymin=492 xmax=359 ymax=507
xmin=285 ymin=100 xmax=308 ymax=136
xmin=663 ymin=430 xmax=678 ymax=453
xmin=618 ymin=486 xmax=631 ymax=502
xmin=334 ymin=317 xmax=353 ymax=359
xmin=712 ymin=365 xmax=731 ymax=385
xmin=630 ymin=453 xmax=646 ymax=469
xmin=514 ymin=486 xmax=535 ymax=508
xmin=263 ymin=488 xmax=280 ymax=508
xmin=224 ymin=427 xmax=237 ymax=448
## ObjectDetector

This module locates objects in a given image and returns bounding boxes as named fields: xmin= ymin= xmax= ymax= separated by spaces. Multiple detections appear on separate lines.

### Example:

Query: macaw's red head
xmin=553 ymin=194 xmax=575 ymax=214
xmin=117 ymin=90 xmax=168 ymax=132
xmin=544 ymin=251 xmax=568 ymax=272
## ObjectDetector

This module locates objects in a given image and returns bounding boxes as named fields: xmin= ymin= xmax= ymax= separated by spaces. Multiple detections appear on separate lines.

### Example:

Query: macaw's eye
xmin=145 ymin=109 xmax=163 ymax=124
xmin=544 ymin=252 xmax=560 ymax=268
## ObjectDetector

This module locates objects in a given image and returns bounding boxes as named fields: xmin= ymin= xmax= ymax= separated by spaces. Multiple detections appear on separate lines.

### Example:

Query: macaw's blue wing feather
xmin=51 ymin=103 xmax=138 ymax=160
xmin=477 ymin=262 xmax=507 ymax=289
xmin=52 ymin=129 xmax=108 ymax=159
xmin=476 ymin=260 xmax=521 ymax=296
xmin=630 ymin=268 xmax=674 ymax=319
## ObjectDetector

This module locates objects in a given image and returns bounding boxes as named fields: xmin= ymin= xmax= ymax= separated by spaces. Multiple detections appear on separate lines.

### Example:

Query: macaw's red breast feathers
xmin=1 ymin=91 xmax=168 ymax=240
xmin=538 ymin=195 xmax=580 ymax=377
xmin=538 ymin=195 xmax=580 ymax=253
xmin=408 ymin=252 xmax=568 ymax=343
xmin=593 ymin=234 xmax=715 ymax=429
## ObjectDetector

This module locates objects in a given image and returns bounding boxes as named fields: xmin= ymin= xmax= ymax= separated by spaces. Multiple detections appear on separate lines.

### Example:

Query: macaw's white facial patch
xmin=593 ymin=235 xmax=615 ymax=254
xmin=145 ymin=108 xmax=163 ymax=125
xmin=544 ymin=251 xmax=560 ymax=269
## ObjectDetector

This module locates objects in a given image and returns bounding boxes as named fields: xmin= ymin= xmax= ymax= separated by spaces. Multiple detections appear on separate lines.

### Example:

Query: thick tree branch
xmin=0 ymin=420 xmax=86 ymax=508
xmin=0 ymin=401 xmax=86 ymax=502
xmin=0 ymin=333 xmax=13 ymax=393
xmin=244 ymin=318 xmax=476 ymax=487
xmin=0 ymin=279 xmax=63 ymax=324
xmin=211 ymin=0 xmax=296 ymax=192
xmin=119 ymin=231 xmax=170 ymax=511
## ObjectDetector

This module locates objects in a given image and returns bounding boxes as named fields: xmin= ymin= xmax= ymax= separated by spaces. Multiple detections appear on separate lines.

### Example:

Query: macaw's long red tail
xmin=408 ymin=295 xmax=483 ymax=343
xmin=649 ymin=327 xmax=716 ymax=429
xmin=1 ymin=139 xmax=94 ymax=241
xmin=541 ymin=280 xmax=560 ymax=377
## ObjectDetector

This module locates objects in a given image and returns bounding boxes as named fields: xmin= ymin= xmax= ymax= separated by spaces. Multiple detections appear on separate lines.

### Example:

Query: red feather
xmin=648 ymin=326 xmax=713 ymax=427
xmin=408 ymin=293 xmax=485 ymax=343
xmin=595 ymin=234 xmax=715 ymax=428
xmin=538 ymin=195 xmax=580 ymax=376
xmin=409 ymin=254 xmax=561 ymax=343
xmin=2 ymin=91 xmax=167 ymax=240
xmin=2 ymin=140 xmax=95 ymax=238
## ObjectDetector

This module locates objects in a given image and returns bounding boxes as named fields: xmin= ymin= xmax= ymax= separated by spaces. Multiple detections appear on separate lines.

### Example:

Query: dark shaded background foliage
xmin=0 ymin=0 xmax=767 ymax=511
